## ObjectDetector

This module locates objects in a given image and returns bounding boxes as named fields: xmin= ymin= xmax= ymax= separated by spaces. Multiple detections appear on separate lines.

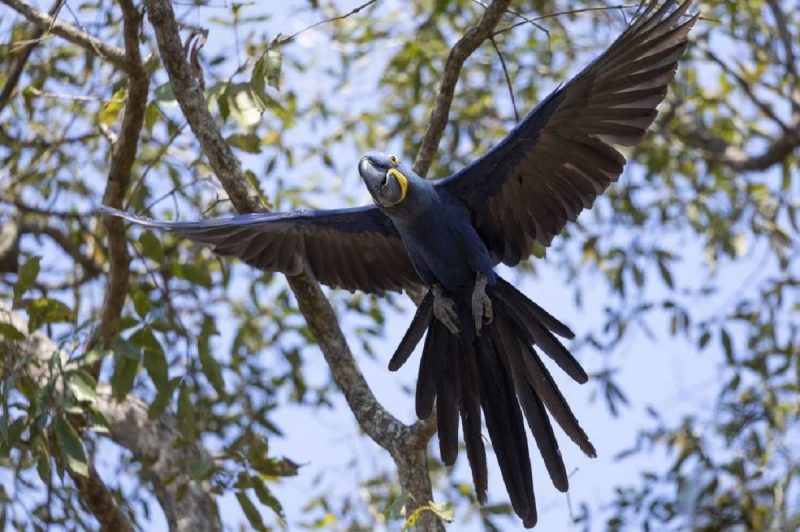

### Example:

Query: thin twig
xmin=492 ymin=4 xmax=640 ymax=37
xmin=277 ymin=0 xmax=378 ymax=46
xmin=490 ymin=36 xmax=519 ymax=121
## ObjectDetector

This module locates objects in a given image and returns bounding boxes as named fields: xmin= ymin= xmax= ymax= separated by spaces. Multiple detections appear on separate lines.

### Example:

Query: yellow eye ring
xmin=389 ymin=155 xmax=399 ymax=167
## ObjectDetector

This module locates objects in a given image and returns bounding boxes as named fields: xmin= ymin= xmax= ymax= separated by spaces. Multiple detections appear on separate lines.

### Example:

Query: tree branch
xmin=92 ymin=0 xmax=149 ymax=356
xmin=68 ymin=467 xmax=133 ymax=532
xmin=96 ymin=389 xmax=222 ymax=532
xmin=412 ymin=0 xmax=512 ymax=177
xmin=0 ymin=301 xmax=222 ymax=532
xmin=0 ymin=0 xmax=128 ymax=71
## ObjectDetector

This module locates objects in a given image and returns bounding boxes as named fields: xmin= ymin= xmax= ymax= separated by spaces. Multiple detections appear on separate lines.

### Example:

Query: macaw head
xmin=358 ymin=152 xmax=415 ymax=208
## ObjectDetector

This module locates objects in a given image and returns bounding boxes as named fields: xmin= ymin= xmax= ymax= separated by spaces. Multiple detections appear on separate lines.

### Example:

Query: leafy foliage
xmin=0 ymin=0 xmax=798 ymax=530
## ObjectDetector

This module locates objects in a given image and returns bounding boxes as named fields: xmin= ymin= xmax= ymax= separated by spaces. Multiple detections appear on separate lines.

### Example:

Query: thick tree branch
xmin=412 ymin=0 xmax=512 ymax=177
xmin=92 ymin=0 xmax=149 ymax=356
xmin=140 ymin=0 xmax=261 ymax=213
xmin=97 ymin=389 xmax=222 ymax=532
xmin=0 ymin=301 xmax=222 ymax=532
xmin=0 ymin=0 xmax=128 ymax=70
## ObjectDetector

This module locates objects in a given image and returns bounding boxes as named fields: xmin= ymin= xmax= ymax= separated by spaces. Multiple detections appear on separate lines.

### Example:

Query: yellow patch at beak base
xmin=387 ymin=168 xmax=408 ymax=202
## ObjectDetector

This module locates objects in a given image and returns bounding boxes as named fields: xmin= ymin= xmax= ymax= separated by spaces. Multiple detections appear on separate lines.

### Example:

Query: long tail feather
xmin=399 ymin=275 xmax=594 ymax=527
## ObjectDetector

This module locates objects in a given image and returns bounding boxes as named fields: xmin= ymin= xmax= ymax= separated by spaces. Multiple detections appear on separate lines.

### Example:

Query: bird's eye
xmin=389 ymin=155 xmax=399 ymax=166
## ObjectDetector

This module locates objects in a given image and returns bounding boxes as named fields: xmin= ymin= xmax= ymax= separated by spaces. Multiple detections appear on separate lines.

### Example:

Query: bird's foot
xmin=432 ymin=284 xmax=460 ymax=335
xmin=472 ymin=273 xmax=493 ymax=335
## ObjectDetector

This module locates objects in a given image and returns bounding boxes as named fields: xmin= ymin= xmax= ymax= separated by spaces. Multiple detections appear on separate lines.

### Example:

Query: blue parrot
xmin=101 ymin=1 xmax=697 ymax=526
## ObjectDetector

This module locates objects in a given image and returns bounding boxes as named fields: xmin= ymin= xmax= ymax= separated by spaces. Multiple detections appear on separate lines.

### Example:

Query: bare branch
xmin=278 ymin=0 xmax=378 ymax=46
xmin=490 ymin=36 xmax=519 ymax=121
xmin=93 ymin=0 xmax=149 ymax=356
xmin=719 ymin=128 xmax=800 ymax=172
xmin=413 ymin=0 xmax=512 ymax=177
xmin=0 ymin=302 xmax=133 ymax=531
xmin=703 ymin=48 xmax=789 ymax=131
xmin=0 ymin=0 xmax=128 ymax=70
xmin=764 ymin=0 xmax=800 ymax=115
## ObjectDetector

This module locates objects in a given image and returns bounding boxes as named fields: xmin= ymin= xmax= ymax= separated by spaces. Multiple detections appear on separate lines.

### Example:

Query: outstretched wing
xmin=100 ymin=205 xmax=422 ymax=293
xmin=438 ymin=0 xmax=697 ymax=265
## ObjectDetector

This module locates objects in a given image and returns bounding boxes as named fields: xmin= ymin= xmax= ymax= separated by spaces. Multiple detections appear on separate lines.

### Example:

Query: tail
xmin=390 ymin=277 xmax=596 ymax=528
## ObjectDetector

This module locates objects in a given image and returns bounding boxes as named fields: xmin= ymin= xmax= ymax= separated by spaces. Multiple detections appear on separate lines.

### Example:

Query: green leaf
xmin=54 ymin=416 xmax=88 ymax=477
xmin=148 ymin=377 xmax=180 ymax=420
xmin=131 ymin=288 xmax=150 ymax=319
xmin=67 ymin=370 xmax=97 ymax=404
xmin=13 ymin=255 xmax=40 ymax=305
xmin=721 ymin=328 xmax=734 ymax=364
xmin=153 ymin=82 xmax=176 ymax=103
xmin=111 ymin=337 xmax=141 ymax=401
xmin=227 ymin=133 xmax=262 ymax=153
xmin=236 ymin=491 xmax=267 ymax=531
xmin=139 ymin=230 xmax=164 ymax=262
xmin=175 ymin=263 xmax=212 ymax=288
xmin=225 ymin=83 xmax=262 ymax=128
xmin=252 ymin=475 xmax=283 ymax=516
xmin=23 ymin=297 xmax=74 ymax=330
xmin=143 ymin=342 xmax=169 ymax=391
xmin=198 ymin=315 xmax=225 ymax=395
xmin=403 ymin=501 xmax=455 ymax=530
xmin=250 ymin=45 xmax=282 ymax=110
xmin=0 ymin=322 xmax=25 ymax=341
xmin=177 ymin=382 xmax=196 ymax=440
xmin=99 ymin=87 xmax=126 ymax=126
xmin=144 ymin=101 xmax=159 ymax=132
xmin=384 ymin=491 xmax=407 ymax=521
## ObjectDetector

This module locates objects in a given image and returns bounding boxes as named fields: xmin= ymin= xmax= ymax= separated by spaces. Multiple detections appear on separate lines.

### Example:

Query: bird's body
xmin=382 ymin=174 xmax=494 ymax=292
xmin=101 ymin=2 xmax=697 ymax=527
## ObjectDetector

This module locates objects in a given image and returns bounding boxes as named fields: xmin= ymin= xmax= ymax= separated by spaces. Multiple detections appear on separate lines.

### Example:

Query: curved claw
xmin=432 ymin=285 xmax=460 ymax=335
xmin=472 ymin=273 xmax=493 ymax=335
